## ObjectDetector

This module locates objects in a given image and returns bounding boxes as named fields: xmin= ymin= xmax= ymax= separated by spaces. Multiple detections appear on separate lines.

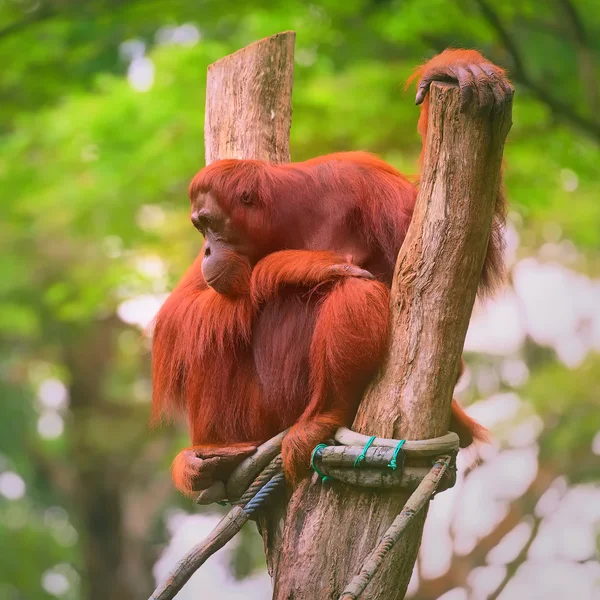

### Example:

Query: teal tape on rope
xmin=311 ymin=443 xmax=331 ymax=482
xmin=387 ymin=439 xmax=405 ymax=470
xmin=353 ymin=435 xmax=376 ymax=468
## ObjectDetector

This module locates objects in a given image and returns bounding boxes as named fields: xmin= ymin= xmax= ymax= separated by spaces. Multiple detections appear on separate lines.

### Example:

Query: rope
xmin=338 ymin=457 xmax=450 ymax=600
xmin=387 ymin=439 xmax=405 ymax=470
xmin=150 ymin=430 xmax=458 ymax=600
xmin=149 ymin=455 xmax=285 ymax=600
xmin=353 ymin=435 xmax=376 ymax=467
xmin=233 ymin=455 xmax=283 ymax=506
xmin=243 ymin=473 xmax=285 ymax=516
xmin=311 ymin=443 xmax=332 ymax=482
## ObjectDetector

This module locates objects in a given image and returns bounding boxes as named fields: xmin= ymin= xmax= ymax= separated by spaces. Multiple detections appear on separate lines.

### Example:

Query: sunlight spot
xmin=155 ymin=25 xmax=177 ymax=45
xmin=539 ymin=242 xmax=564 ymax=260
xmin=487 ymin=520 xmax=533 ymax=565
xmin=38 ymin=378 xmax=68 ymax=410
xmin=420 ymin=516 xmax=452 ymax=579
xmin=296 ymin=48 xmax=317 ymax=66
xmin=41 ymin=570 xmax=69 ymax=597
xmin=133 ymin=379 xmax=151 ymax=403
xmin=44 ymin=508 xmax=79 ymax=547
xmin=560 ymin=526 xmax=596 ymax=562
xmin=102 ymin=235 xmax=123 ymax=259
xmin=117 ymin=294 xmax=167 ymax=329
xmin=535 ymin=477 xmax=568 ymax=518
xmin=504 ymin=221 xmax=520 ymax=267
xmin=136 ymin=256 xmax=166 ymax=280
xmin=500 ymin=358 xmax=529 ymax=387
xmin=560 ymin=168 xmax=579 ymax=192
xmin=508 ymin=415 xmax=544 ymax=447
xmin=80 ymin=144 xmax=99 ymax=163
xmin=502 ymin=561 xmax=600 ymax=600
xmin=475 ymin=365 xmax=501 ymax=395
xmin=119 ymin=39 xmax=145 ymax=62
xmin=45 ymin=507 xmax=69 ymax=528
xmin=128 ymin=57 xmax=155 ymax=92
xmin=559 ymin=239 xmax=579 ymax=263
xmin=555 ymin=337 xmax=588 ymax=368
xmin=453 ymin=447 xmax=538 ymax=551
xmin=467 ymin=565 xmax=506 ymax=598
xmin=513 ymin=259 xmax=596 ymax=366
xmin=173 ymin=24 xmax=201 ymax=46
xmin=406 ymin=565 xmax=419 ymax=597
xmin=156 ymin=24 xmax=201 ymax=46
xmin=466 ymin=393 xmax=522 ymax=429
xmin=54 ymin=523 xmax=79 ymax=548
xmin=38 ymin=412 xmax=64 ymax=439
xmin=137 ymin=204 xmax=166 ymax=231
xmin=465 ymin=291 xmax=525 ymax=355
xmin=0 ymin=471 xmax=26 ymax=500
xmin=155 ymin=513 xmax=270 ymax=599
xmin=436 ymin=588 xmax=467 ymax=600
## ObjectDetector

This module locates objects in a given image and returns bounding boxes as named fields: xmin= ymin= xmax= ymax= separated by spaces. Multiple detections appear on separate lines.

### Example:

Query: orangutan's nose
xmin=191 ymin=209 xmax=212 ymax=232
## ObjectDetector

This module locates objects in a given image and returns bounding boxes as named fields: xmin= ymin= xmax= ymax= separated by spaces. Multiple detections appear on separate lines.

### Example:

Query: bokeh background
xmin=1 ymin=1 xmax=599 ymax=599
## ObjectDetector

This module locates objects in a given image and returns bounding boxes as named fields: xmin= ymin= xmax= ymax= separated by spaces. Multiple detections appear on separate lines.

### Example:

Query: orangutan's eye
xmin=240 ymin=192 xmax=254 ymax=205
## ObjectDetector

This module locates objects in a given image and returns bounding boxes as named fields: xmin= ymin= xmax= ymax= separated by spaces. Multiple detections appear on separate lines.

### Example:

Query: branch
xmin=556 ymin=0 xmax=600 ymax=113
xmin=472 ymin=0 xmax=600 ymax=142
xmin=556 ymin=0 xmax=588 ymax=44
xmin=486 ymin=515 xmax=541 ymax=600
xmin=0 ymin=4 xmax=55 ymax=41
xmin=151 ymin=507 xmax=251 ymax=600
xmin=413 ymin=465 xmax=558 ymax=599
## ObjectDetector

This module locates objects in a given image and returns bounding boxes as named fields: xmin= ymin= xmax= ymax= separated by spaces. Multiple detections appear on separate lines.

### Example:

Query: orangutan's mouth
xmin=204 ymin=268 xmax=227 ymax=289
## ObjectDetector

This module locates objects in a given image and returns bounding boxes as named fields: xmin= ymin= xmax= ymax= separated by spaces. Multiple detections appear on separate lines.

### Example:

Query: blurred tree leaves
xmin=0 ymin=0 xmax=598 ymax=598
xmin=525 ymin=355 xmax=600 ymax=481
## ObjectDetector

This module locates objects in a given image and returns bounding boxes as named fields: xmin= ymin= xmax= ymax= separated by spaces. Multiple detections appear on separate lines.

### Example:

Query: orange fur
xmin=281 ymin=275 xmax=390 ymax=482
xmin=251 ymin=250 xmax=369 ymax=305
xmin=172 ymin=443 xmax=258 ymax=496
xmin=190 ymin=152 xmax=417 ymax=286
xmin=153 ymin=49 xmax=507 ymax=493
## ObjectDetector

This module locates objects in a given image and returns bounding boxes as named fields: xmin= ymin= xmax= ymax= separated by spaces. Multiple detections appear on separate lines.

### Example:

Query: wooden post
xmin=204 ymin=34 xmax=512 ymax=599
xmin=204 ymin=31 xmax=294 ymax=165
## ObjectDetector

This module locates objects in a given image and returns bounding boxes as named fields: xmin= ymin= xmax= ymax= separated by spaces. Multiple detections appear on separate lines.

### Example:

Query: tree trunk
xmin=268 ymin=82 xmax=511 ymax=598
xmin=65 ymin=318 xmax=155 ymax=600
xmin=203 ymin=33 xmax=512 ymax=599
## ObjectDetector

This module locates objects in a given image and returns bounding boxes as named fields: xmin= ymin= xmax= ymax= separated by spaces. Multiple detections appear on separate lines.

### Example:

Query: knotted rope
xmin=149 ymin=456 xmax=285 ymax=600
xmin=148 ymin=428 xmax=459 ymax=600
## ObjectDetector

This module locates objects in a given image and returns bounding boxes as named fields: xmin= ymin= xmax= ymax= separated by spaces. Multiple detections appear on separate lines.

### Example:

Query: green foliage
xmin=0 ymin=0 xmax=598 ymax=598
xmin=525 ymin=355 xmax=600 ymax=481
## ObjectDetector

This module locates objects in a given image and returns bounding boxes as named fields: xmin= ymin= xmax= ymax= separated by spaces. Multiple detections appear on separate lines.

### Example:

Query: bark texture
xmin=264 ymin=82 xmax=512 ymax=599
xmin=204 ymin=31 xmax=294 ymax=165
xmin=203 ymin=33 xmax=512 ymax=600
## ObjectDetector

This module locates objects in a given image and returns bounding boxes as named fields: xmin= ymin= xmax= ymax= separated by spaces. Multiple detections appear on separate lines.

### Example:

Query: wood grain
xmin=204 ymin=31 xmax=295 ymax=165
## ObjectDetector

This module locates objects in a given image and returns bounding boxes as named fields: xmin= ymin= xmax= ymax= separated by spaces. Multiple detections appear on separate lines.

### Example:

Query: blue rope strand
xmin=353 ymin=435 xmax=376 ymax=468
xmin=243 ymin=473 xmax=285 ymax=516
xmin=387 ymin=439 xmax=406 ymax=470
